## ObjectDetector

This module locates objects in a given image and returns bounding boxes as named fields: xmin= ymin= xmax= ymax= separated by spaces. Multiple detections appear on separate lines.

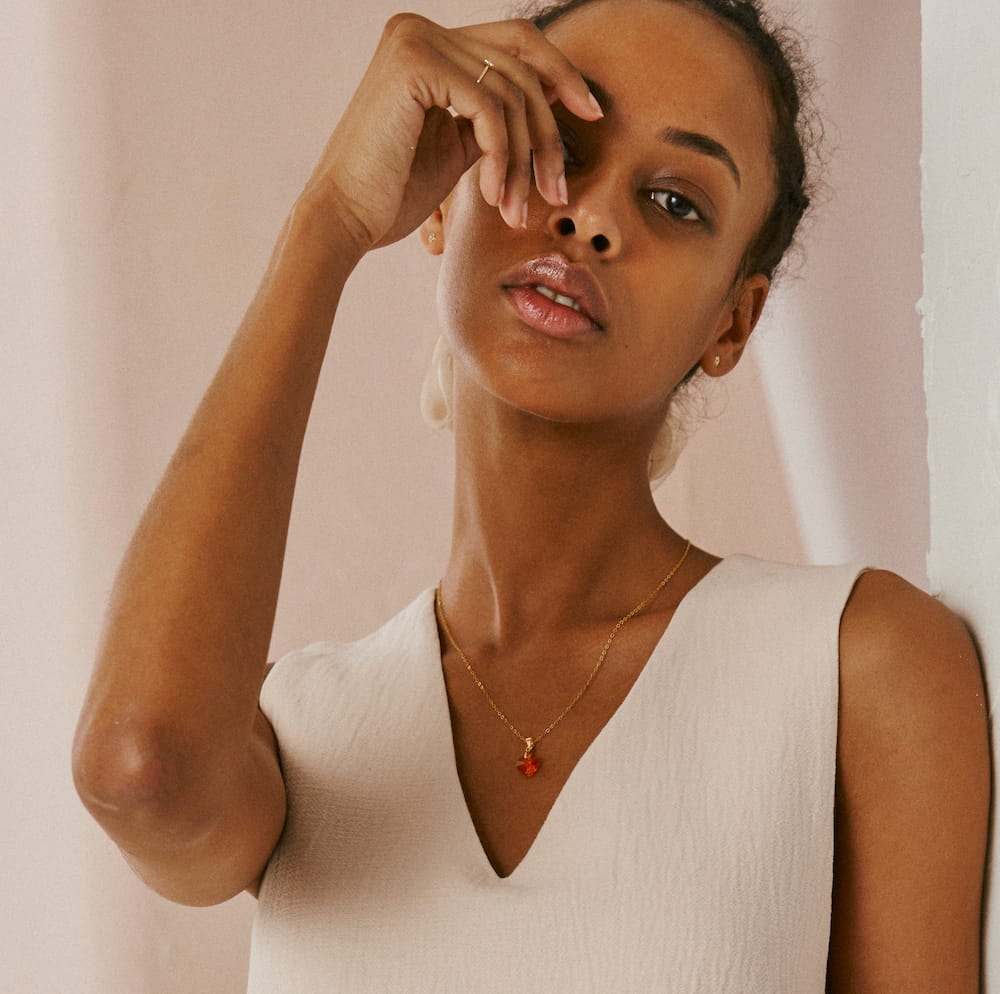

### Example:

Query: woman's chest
xmin=439 ymin=620 xmax=672 ymax=877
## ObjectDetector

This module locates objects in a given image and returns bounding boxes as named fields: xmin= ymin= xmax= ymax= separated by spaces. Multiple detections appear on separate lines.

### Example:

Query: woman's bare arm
xmin=71 ymin=207 xmax=365 ymax=905
xmin=827 ymin=570 xmax=990 ymax=992
xmin=71 ymin=13 xmax=602 ymax=907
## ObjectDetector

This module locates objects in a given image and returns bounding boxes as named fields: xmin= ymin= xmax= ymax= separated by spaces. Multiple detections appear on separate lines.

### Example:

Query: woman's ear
xmin=701 ymin=273 xmax=770 ymax=375
xmin=419 ymin=208 xmax=445 ymax=256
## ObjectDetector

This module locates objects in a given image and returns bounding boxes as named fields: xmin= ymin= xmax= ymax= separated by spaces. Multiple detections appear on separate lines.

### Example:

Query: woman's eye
xmin=649 ymin=190 xmax=702 ymax=223
xmin=557 ymin=126 xmax=581 ymax=167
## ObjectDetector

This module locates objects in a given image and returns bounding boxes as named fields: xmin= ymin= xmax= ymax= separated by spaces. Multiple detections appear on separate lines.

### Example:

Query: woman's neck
xmin=441 ymin=398 xmax=688 ymax=647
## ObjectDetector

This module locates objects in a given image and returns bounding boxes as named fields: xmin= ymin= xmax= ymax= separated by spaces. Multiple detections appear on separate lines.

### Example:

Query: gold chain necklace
xmin=435 ymin=539 xmax=692 ymax=778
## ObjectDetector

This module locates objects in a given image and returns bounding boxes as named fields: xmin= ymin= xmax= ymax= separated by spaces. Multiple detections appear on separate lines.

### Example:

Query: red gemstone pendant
xmin=517 ymin=739 xmax=540 ymax=777
xmin=517 ymin=754 xmax=540 ymax=777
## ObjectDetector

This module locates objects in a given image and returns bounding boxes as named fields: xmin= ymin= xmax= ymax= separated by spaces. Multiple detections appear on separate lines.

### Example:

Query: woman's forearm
xmin=73 ymin=199 xmax=363 ymax=846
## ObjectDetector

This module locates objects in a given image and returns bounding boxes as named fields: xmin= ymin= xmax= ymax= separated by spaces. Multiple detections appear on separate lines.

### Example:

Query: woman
xmin=73 ymin=0 xmax=989 ymax=990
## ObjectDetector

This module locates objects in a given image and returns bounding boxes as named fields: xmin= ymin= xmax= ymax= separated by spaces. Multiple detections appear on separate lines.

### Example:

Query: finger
xmin=427 ymin=43 xmax=531 ymax=227
xmin=472 ymin=64 xmax=535 ymax=227
xmin=410 ymin=45 xmax=511 ymax=210
xmin=470 ymin=50 xmax=568 ymax=210
xmin=393 ymin=18 xmax=598 ymax=226
xmin=453 ymin=20 xmax=602 ymax=216
xmin=433 ymin=38 xmax=558 ymax=225
xmin=462 ymin=19 xmax=604 ymax=123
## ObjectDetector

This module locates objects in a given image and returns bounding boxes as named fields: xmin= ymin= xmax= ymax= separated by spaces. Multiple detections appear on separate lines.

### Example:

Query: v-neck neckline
xmin=429 ymin=556 xmax=731 ymax=881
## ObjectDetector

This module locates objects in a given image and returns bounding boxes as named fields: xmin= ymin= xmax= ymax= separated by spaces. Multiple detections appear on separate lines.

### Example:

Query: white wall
xmin=921 ymin=0 xmax=1000 ymax=985
xmin=1 ymin=0 xmax=927 ymax=990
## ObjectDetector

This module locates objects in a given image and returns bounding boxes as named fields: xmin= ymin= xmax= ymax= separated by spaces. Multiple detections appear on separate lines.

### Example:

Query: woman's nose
xmin=545 ymin=179 xmax=622 ymax=257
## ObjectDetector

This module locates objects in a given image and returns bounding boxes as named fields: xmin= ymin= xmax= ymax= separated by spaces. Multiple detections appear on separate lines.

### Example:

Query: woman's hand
xmin=301 ymin=13 xmax=604 ymax=254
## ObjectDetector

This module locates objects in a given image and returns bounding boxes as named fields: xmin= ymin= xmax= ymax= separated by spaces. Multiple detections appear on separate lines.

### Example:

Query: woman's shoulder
xmin=835 ymin=567 xmax=987 ymax=802
xmin=838 ymin=568 xmax=982 ymax=691
xmin=835 ymin=568 xmax=987 ymax=763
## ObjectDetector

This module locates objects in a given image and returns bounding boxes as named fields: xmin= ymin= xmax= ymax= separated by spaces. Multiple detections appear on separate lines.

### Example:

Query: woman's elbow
xmin=71 ymin=716 xmax=220 ymax=853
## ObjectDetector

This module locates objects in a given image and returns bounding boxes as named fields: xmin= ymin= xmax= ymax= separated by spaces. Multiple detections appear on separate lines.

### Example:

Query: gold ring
xmin=475 ymin=59 xmax=495 ymax=85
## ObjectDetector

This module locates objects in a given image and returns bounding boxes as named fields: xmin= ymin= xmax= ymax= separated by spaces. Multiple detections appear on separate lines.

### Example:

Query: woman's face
xmin=430 ymin=0 xmax=776 ymax=433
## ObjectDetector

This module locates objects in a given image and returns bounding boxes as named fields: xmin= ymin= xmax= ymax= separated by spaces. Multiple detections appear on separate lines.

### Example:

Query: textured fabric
xmin=248 ymin=556 xmax=864 ymax=993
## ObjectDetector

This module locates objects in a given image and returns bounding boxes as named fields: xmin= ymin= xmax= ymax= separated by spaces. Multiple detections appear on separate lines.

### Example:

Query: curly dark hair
xmin=522 ymin=0 xmax=820 ymax=281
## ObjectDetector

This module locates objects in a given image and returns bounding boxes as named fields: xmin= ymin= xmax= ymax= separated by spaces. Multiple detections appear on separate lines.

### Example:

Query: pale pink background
xmin=3 ymin=0 xmax=950 ymax=990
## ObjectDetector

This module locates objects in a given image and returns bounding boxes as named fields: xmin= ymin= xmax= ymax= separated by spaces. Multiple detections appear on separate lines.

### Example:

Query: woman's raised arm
xmin=71 ymin=13 xmax=602 ymax=907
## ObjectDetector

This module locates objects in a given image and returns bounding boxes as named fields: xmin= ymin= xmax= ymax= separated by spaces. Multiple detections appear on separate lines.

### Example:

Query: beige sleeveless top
xmin=249 ymin=556 xmax=863 ymax=992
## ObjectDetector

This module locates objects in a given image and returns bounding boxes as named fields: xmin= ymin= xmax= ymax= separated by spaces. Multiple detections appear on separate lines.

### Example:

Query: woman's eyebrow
xmin=662 ymin=128 xmax=742 ymax=189
xmin=581 ymin=74 xmax=742 ymax=189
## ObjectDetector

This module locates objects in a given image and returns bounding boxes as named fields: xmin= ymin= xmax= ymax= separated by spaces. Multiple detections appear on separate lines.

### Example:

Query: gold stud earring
xmin=428 ymin=232 xmax=438 ymax=244
xmin=713 ymin=355 xmax=721 ymax=368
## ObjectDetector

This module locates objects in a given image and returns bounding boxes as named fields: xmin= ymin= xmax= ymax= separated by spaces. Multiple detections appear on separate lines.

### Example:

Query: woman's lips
xmin=505 ymin=286 xmax=602 ymax=339
xmin=501 ymin=254 xmax=610 ymax=339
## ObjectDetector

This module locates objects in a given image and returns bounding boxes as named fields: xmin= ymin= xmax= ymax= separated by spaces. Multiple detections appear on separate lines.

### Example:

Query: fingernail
xmin=502 ymin=201 xmax=520 ymax=229
xmin=586 ymin=91 xmax=603 ymax=117
xmin=557 ymin=173 xmax=568 ymax=206
xmin=520 ymin=201 xmax=529 ymax=229
xmin=497 ymin=183 xmax=506 ymax=208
